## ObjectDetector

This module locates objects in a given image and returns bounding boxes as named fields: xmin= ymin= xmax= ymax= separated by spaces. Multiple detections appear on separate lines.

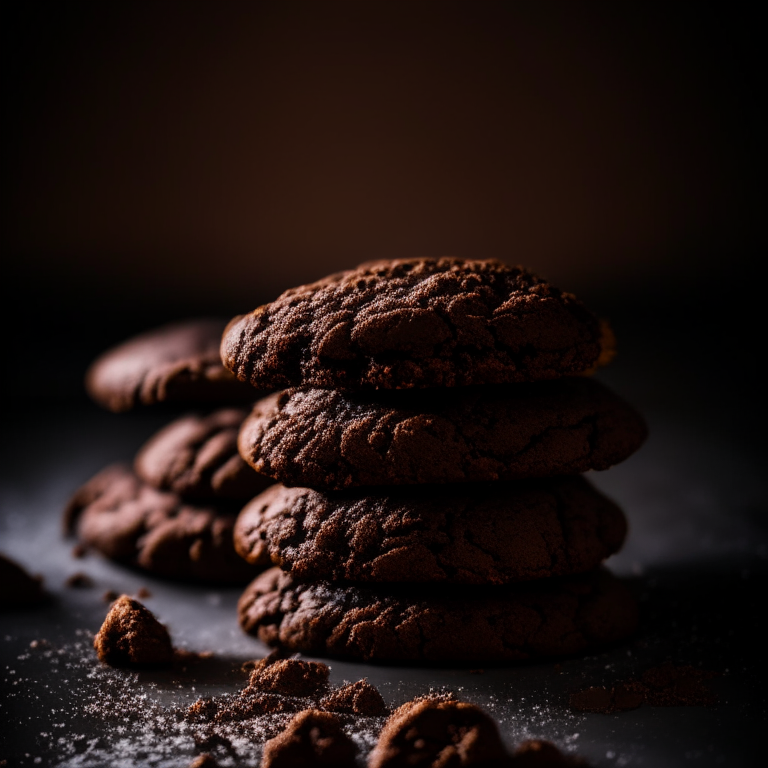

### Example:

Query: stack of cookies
xmin=226 ymin=259 xmax=647 ymax=664
xmin=66 ymin=320 xmax=273 ymax=584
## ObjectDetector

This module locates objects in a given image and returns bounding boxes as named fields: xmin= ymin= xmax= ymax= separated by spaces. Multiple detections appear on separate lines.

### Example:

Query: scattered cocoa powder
xmin=570 ymin=663 xmax=717 ymax=713
xmin=320 ymin=679 xmax=387 ymax=716
xmin=66 ymin=572 xmax=94 ymax=588
xmin=93 ymin=595 xmax=173 ymax=667
xmin=261 ymin=709 xmax=357 ymax=768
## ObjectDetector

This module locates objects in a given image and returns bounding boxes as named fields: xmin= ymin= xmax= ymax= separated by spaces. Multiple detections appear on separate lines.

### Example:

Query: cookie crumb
xmin=102 ymin=589 xmax=119 ymax=602
xmin=72 ymin=543 xmax=87 ymax=559
xmin=261 ymin=709 xmax=357 ymax=768
xmin=66 ymin=572 xmax=94 ymax=588
xmin=29 ymin=639 xmax=50 ymax=649
xmin=248 ymin=657 xmax=329 ymax=697
xmin=321 ymin=679 xmax=387 ymax=716
xmin=187 ymin=755 xmax=219 ymax=768
xmin=93 ymin=595 xmax=173 ymax=667
xmin=137 ymin=587 xmax=152 ymax=598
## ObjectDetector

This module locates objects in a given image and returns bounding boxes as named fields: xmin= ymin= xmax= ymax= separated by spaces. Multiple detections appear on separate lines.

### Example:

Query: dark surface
xmin=1 ymin=295 xmax=766 ymax=765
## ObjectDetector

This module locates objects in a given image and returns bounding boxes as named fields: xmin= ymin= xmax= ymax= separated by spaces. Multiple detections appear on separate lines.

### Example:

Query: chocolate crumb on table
xmin=320 ymin=679 xmax=387 ymax=716
xmin=93 ymin=595 xmax=173 ymax=667
xmin=260 ymin=709 xmax=357 ymax=768
xmin=369 ymin=697 xmax=507 ymax=768
xmin=102 ymin=589 xmax=119 ymax=602
xmin=137 ymin=586 xmax=152 ymax=598
xmin=187 ymin=755 xmax=220 ymax=768
xmin=247 ymin=657 xmax=330 ymax=696
xmin=65 ymin=572 xmax=94 ymax=588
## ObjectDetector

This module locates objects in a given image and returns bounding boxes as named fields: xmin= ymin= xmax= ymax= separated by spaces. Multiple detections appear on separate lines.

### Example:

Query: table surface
xmin=1 ymin=355 xmax=766 ymax=767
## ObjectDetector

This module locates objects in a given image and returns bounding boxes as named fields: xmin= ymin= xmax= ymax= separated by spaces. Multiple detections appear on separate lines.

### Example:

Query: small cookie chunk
xmin=261 ymin=709 xmax=357 ymax=768
xmin=0 ymin=553 xmax=45 ymax=609
xmin=94 ymin=595 xmax=173 ymax=667
xmin=65 ymin=464 xmax=266 ymax=583
xmin=134 ymin=409 xmax=272 ymax=501
xmin=86 ymin=319 xmax=258 ymax=412
xmin=222 ymin=259 xmax=607 ymax=391
xmin=234 ymin=477 xmax=627 ymax=584
xmin=368 ymin=697 xmax=507 ymax=767
xmin=238 ymin=378 xmax=647 ymax=490
xmin=238 ymin=567 xmax=638 ymax=663
xmin=247 ymin=657 xmax=329 ymax=697
xmin=320 ymin=680 xmax=387 ymax=716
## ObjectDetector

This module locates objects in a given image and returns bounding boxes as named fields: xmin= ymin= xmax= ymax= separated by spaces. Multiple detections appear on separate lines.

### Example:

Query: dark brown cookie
xmin=234 ymin=477 xmax=627 ymax=584
xmin=86 ymin=319 xmax=259 ymax=412
xmin=134 ymin=408 xmax=272 ymax=501
xmin=221 ymin=259 xmax=610 ymax=391
xmin=64 ymin=464 xmax=267 ymax=584
xmin=238 ymin=567 xmax=638 ymax=663
xmin=260 ymin=709 xmax=357 ymax=768
xmin=0 ymin=553 xmax=46 ymax=609
xmin=368 ymin=697 xmax=507 ymax=767
xmin=94 ymin=595 xmax=173 ymax=667
xmin=238 ymin=377 xmax=647 ymax=490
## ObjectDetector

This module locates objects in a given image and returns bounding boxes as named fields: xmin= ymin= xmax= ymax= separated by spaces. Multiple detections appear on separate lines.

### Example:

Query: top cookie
xmin=86 ymin=319 xmax=259 ymax=412
xmin=221 ymin=259 xmax=609 ymax=391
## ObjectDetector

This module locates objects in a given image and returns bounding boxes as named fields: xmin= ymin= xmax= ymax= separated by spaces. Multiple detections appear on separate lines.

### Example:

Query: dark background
xmin=2 ymin=1 xmax=763 ymax=410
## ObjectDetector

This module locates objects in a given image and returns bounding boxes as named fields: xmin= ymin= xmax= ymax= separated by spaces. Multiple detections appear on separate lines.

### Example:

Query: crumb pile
xmin=228 ymin=259 xmax=647 ymax=663
xmin=64 ymin=320 xmax=274 ymax=584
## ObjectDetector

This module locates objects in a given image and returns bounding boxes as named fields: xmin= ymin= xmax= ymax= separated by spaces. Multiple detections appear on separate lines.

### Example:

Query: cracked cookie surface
xmin=221 ymin=259 xmax=606 ymax=391
xmin=86 ymin=319 xmax=258 ymax=412
xmin=234 ymin=477 xmax=626 ymax=583
xmin=135 ymin=408 xmax=272 ymax=501
xmin=64 ymin=464 xmax=267 ymax=583
xmin=238 ymin=567 xmax=638 ymax=663
xmin=238 ymin=377 xmax=647 ymax=490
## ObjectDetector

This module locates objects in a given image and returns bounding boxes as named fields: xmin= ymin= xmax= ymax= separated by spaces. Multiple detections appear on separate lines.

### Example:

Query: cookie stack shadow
xmin=65 ymin=319 xmax=274 ymax=584
xmin=228 ymin=259 xmax=648 ymax=664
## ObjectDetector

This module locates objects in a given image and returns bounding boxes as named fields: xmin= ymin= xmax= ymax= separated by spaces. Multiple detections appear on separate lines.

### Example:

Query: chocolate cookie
xmin=238 ymin=378 xmax=647 ymax=490
xmin=368 ymin=697 xmax=507 ymax=768
xmin=64 ymin=464 xmax=267 ymax=583
xmin=238 ymin=567 xmax=638 ymax=663
xmin=234 ymin=477 xmax=626 ymax=584
xmin=134 ymin=408 xmax=272 ymax=501
xmin=86 ymin=319 xmax=259 ymax=412
xmin=221 ymin=259 xmax=610 ymax=391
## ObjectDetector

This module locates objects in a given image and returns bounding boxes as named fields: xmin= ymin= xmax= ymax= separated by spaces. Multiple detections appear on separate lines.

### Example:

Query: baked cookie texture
xmin=65 ymin=464 xmax=267 ymax=583
xmin=237 ymin=378 xmax=647 ymax=490
xmin=234 ymin=478 xmax=627 ymax=584
xmin=238 ymin=567 xmax=638 ymax=663
xmin=368 ymin=698 xmax=506 ymax=768
xmin=134 ymin=408 xmax=272 ymax=501
xmin=86 ymin=319 xmax=258 ymax=412
xmin=221 ymin=259 xmax=606 ymax=391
